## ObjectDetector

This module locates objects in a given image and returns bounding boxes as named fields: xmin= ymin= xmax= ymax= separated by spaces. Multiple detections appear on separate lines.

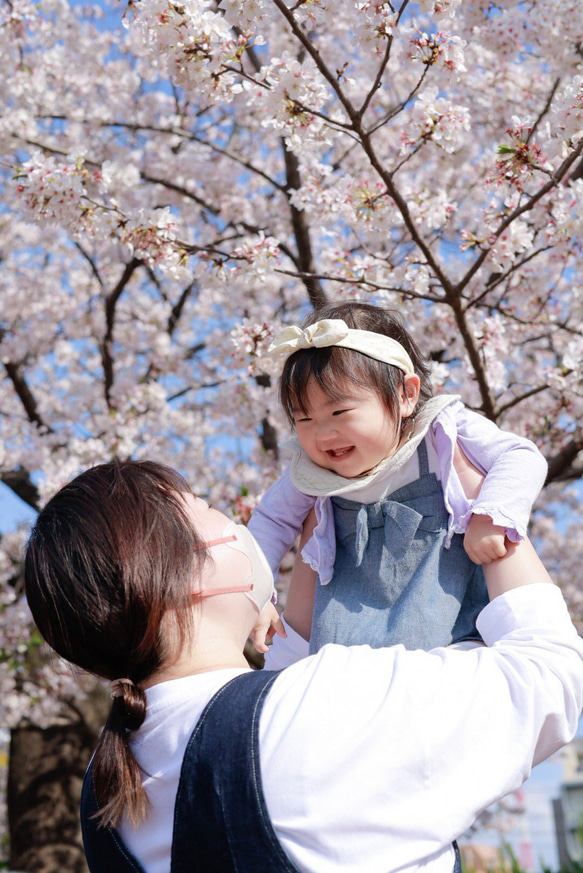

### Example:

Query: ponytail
xmin=24 ymin=460 xmax=209 ymax=831
xmin=92 ymin=679 xmax=148 ymax=829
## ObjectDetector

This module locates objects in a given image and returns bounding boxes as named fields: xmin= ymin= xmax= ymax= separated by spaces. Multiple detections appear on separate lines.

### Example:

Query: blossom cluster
xmin=230 ymin=318 xmax=278 ymax=377
xmin=401 ymin=87 xmax=471 ymax=153
xmin=127 ymin=0 xmax=250 ymax=103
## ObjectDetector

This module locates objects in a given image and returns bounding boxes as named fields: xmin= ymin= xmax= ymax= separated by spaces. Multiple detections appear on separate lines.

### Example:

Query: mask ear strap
xmin=193 ymin=583 xmax=254 ymax=600
xmin=194 ymin=535 xmax=237 ymax=551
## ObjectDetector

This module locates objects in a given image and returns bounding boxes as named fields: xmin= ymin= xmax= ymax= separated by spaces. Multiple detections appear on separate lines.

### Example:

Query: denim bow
xmin=354 ymin=501 xmax=423 ymax=567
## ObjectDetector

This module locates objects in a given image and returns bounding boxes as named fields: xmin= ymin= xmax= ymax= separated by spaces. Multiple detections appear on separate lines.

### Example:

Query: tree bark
xmin=8 ymin=723 xmax=96 ymax=873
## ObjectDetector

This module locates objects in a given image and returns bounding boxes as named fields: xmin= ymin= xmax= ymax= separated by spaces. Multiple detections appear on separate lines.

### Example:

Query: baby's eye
xmin=332 ymin=409 xmax=350 ymax=416
xmin=295 ymin=416 xmax=312 ymax=423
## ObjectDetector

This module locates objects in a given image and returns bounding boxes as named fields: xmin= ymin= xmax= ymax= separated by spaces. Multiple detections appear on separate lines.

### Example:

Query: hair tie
xmin=111 ymin=678 xmax=135 ymax=700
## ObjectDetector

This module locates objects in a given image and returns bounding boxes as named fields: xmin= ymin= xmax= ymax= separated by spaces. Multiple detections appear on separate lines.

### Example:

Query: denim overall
xmin=310 ymin=440 xmax=488 ymax=654
xmin=81 ymin=668 xmax=462 ymax=873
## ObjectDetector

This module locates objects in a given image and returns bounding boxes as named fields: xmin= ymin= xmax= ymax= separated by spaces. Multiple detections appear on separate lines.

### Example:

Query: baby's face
xmin=292 ymin=379 xmax=404 ymax=478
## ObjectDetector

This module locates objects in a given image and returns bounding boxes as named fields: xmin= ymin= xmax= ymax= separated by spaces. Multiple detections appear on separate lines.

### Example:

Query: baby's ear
xmin=400 ymin=373 xmax=421 ymax=417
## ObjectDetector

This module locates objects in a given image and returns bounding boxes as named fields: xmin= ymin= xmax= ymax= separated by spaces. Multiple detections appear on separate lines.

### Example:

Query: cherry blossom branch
xmin=344 ymin=127 xmax=501 ymax=420
xmin=448 ymin=299 xmax=498 ymax=419
xmin=397 ymin=0 xmax=411 ymax=20
xmin=526 ymin=77 xmax=561 ymax=144
xmin=100 ymin=258 xmax=142 ymax=409
xmin=546 ymin=438 xmax=583 ymax=484
xmin=456 ymin=140 xmax=583 ymax=294
xmin=74 ymin=242 xmax=104 ymax=289
xmin=0 ymin=469 xmax=39 ymax=510
xmin=269 ymin=0 xmax=359 ymax=122
xmin=168 ymin=282 xmax=197 ymax=337
xmin=495 ymin=384 xmax=549 ymax=416
xmin=273 ymin=267 xmax=441 ymax=303
xmin=88 ymin=120 xmax=288 ymax=194
xmin=3 ymin=361 xmax=52 ymax=434
xmin=368 ymin=65 xmax=431 ymax=135
xmin=278 ymin=100 xmax=360 ymax=136
xmin=147 ymin=163 xmax=327 ymax=305
xmin=465 ymin=246 xmax=553 ymax=308
xmin=142 ymin=173 xmax=272 ymax=241
xmin=358 ymin=36 xmax=393 ymax=121
xmin=282 ymin=144 xmax=327 ymax=308
xmin=264 ymin=6 xmax=455 ymax=305
xmin=142 ymin=172 xmax=302 ymax=271
xmin=180 ymin=129 xmax=288 ymax=193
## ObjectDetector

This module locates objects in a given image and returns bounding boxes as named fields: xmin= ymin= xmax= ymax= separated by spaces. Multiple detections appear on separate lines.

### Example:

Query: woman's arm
xmin=262 ymin=549 xmax=582 ymax=871
xmin=482 ymin=535 xmax=553 ymax=600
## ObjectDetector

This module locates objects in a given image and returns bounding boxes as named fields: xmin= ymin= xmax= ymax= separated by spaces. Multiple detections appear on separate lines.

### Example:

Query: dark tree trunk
xmin=8 ymin=723 xmax=96 ymax=873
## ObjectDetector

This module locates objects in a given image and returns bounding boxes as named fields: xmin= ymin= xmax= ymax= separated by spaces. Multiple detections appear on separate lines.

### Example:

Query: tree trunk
xmin=8 ymin=723 xmax=96 ymax=873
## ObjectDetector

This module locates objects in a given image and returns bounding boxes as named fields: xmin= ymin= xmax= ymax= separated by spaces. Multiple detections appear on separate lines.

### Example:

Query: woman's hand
xmin=251 ymin=602 xmax=287 ymax=654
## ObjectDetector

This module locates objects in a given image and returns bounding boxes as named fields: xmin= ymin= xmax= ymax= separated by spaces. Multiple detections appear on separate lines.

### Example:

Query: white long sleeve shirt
xmin=120 ymin=585 xmax=583 ymax=873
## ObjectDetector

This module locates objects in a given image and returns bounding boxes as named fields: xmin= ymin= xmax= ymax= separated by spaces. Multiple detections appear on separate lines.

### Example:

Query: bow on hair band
xmin=268 ymin=319 xmax=415 ymax=374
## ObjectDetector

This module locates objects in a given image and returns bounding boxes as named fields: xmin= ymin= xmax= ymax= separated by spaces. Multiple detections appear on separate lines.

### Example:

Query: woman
xmin=24 ymin=459 xmax=583 ymax=873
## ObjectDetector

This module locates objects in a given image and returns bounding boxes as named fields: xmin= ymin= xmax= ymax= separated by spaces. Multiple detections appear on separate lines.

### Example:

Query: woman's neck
xmin=142 ymin=639 xmax=249 ymax=689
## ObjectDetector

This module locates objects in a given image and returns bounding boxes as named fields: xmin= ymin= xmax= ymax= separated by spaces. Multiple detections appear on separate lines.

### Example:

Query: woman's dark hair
xmin=24 ymin=459 xmax=208 ymax=830
xmin=280 ymin=301 xmax=434 ymax=429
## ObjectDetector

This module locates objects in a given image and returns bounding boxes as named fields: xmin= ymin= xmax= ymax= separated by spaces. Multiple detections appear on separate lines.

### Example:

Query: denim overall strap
xmin=81 ymin=763 xmax=147 ymax=873
xmin=171 ymin=669 xmax=299 ymax=873
xmin=453 ymin=841 xmax=462 ymax=873
xmin=417 ymin=437 xmax=430 ymax=476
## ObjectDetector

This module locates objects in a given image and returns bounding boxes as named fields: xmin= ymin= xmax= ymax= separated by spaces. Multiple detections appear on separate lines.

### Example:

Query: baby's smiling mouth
xmin=327 ymin=447 xmax=353 ymax=458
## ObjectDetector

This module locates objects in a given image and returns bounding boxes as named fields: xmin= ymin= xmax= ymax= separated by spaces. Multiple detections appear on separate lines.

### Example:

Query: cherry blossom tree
xmin=1 ymin=0 xmax=583 ymax=866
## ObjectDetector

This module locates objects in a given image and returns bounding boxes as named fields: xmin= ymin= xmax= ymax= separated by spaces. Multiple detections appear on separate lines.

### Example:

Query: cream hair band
xmin=268 ymin=318 xmax=415 ymax=374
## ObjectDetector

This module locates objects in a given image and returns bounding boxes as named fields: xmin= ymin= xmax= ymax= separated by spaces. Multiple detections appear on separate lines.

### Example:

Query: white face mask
xmin=195 ymin=522 xmax=275 ymax=613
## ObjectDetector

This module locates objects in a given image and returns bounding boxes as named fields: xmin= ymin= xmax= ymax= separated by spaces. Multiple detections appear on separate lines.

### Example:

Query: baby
xmin=249 ymin=301 xmax=547 ymax=654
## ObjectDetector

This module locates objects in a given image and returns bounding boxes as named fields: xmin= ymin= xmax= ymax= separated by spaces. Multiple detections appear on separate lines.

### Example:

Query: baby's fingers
xmin=477 ymin=539 xmax=509 ymax=565
xmin=252 ymin=624 xmax=270 ymax=654
xmin=483 ymin=538 xmax=508 ymax=564
xmin=270 ymin=613 xmax=287 ymax=640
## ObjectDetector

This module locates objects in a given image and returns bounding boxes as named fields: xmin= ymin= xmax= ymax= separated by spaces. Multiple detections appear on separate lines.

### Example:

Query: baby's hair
xmin=24 ymin=460 xmax=208 ymax=830
xmin=280 ymin=301 xmax=434 ymax=428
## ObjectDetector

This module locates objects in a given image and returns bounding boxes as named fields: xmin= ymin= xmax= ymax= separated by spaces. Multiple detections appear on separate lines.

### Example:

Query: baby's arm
xmin=453 ymin=443 xmax=508 ymax=564
xmin=248 ymin=466 xmax=316 ymax=576
xmin=446 ymin=403 xmax=548 ymax=565
xmin=283 ymin=506 xmax=318 ymax=642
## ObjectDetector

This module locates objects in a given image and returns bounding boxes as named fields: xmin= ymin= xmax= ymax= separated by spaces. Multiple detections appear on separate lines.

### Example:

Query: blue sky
xmin=0 ymin=483 xmax=36 ymax=533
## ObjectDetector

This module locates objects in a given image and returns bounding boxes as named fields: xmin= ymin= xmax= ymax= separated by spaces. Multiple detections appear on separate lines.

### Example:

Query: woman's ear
xmin=399 ymin=374 xmax=421 ymax=418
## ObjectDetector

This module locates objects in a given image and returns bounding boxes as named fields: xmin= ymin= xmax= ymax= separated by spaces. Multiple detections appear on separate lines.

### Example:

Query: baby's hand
xmin=464 ymin=513 xmax=508 ymax=565
xmin=251 ymin=602 xmax=287 ymax=654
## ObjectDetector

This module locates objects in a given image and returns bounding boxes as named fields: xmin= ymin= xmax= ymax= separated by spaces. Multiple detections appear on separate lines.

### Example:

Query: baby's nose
xmin=316 ymin=421 xmax=339 ymax=442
